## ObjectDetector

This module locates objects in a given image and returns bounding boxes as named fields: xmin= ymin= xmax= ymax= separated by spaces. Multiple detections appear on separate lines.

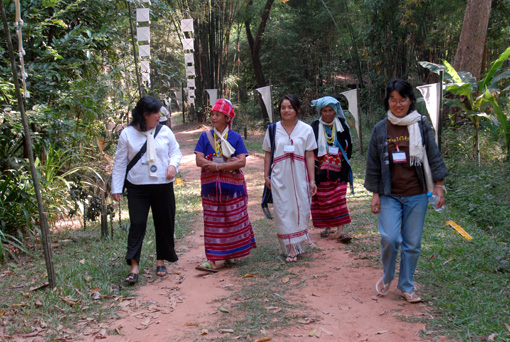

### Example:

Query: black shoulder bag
xmin=123 ymin=124 xmax=163 ymax=193
xmin=261 ymin=123 xmax=276 ymax=219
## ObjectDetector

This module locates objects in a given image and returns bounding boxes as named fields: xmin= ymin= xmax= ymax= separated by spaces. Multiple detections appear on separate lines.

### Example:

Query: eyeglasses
xmin=389 ymin=98 xmax=410 ymax=106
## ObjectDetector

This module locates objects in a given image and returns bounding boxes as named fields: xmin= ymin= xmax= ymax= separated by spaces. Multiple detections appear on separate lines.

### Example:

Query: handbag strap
xmin=333 ymin=134 xmax=354 ymax=194
xmin=205 ymin=130 xmax=215 ymax=150
xmin=268 ymin=123 xmax=276 ymax=170
xmin=125 ymin=124 xmax=163 ymax=179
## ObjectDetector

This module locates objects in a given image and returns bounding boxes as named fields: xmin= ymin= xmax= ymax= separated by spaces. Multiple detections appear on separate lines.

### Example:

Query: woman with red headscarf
xmin=194 ymin=99 xmax=256 ymax=272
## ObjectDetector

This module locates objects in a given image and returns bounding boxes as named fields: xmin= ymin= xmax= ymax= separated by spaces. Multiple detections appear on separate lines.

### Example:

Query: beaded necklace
xmin=214 ymin=131 xmax=228 ymax=157
xmin=324 ymin=122 xmax=336 ymax=145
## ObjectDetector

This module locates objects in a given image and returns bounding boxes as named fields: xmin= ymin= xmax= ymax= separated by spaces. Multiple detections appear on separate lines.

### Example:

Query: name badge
xmin=284 ymin=145 xmax=295 ymax=154
xmin=392 ymin=151 xmax=407 ymax=163
xmin=328 ymin=146 xmax=339 ymax=155
xmin=213 ymin=157 xmax=225 ymax=164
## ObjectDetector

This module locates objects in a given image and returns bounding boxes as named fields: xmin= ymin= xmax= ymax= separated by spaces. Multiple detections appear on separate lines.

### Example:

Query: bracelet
xmin=435 ymin=184 xmax=445 ymax=189
xmin=265 ymin=176 xmax=270 ymax=180
xmin=310 ymin=180 xmax=316 ymax=184
xmin=215 ymin=163 xmax=218 ymax=171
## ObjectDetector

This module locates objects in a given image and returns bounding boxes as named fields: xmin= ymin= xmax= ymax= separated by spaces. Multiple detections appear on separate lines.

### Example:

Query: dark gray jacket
xmin=364 ymin=116 xmax=448 ymax=195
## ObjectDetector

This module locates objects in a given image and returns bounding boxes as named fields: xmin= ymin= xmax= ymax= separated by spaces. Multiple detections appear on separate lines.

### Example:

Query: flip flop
xmin=285 ymin=255 xmax=297 ymax=263
xmin=195 ymin=262 xmax=218 ymax=273
xmin=224 ymin=259 xmax=237 ymax=268
xmin=125 ymin=273 xmax=139 ymax=284
xmin=337 ymin=233 xmax=353 ymax=243
xmin=320 ymin=228 xmax=331 ymax=238
xmin=156 ymin=265 xmax=168 ymax=277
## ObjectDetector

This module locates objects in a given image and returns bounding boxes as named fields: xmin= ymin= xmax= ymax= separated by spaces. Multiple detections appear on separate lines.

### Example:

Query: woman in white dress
xmin=263 ymin=94 xmax=317 ymax=262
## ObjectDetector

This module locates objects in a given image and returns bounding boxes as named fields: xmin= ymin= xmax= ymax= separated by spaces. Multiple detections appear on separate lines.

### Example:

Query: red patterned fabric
xmin=211 ymin=99 xmax=235 ymax=127
xmin=311 ymin=181 xmax=351 ymax=228
xmin=202 ymin=196 xmax=256 ymax=261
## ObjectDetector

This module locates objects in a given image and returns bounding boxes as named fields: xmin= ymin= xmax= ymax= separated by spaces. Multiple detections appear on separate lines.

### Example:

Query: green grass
xmin=346 ymin=151 xmax=510 ymax=341
xmin=210 ymin=218 xmax=320 ymax=341
xmin=0 ymin=181 xmax=202 ymax=341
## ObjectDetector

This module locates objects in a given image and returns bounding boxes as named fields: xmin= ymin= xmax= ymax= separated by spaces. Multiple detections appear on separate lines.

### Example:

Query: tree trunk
xmin=245 ymin=0 xmax=275 ymax=122
xmin=453 ymin=0 xmax=492 ymax=79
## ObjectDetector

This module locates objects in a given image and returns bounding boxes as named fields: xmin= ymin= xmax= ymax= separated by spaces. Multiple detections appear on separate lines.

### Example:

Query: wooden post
xmin=0 ymin=0 xmax=56 ymax=288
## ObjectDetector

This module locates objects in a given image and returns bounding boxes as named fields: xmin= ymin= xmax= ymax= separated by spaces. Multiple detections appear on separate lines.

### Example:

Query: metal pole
xmin=0 ymin=0 xmax=56 ymax=288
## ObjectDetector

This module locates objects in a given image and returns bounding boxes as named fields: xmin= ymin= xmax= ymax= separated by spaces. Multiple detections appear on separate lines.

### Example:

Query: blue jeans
xmin=378 ymin=194 xmax=428 ymax=293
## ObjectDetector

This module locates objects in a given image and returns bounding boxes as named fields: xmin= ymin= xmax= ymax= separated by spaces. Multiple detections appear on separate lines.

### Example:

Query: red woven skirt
xmin=202 ymin=195 xmax=256 ymax=261
xmin=311 ymin=181 xmax=351 ymax=228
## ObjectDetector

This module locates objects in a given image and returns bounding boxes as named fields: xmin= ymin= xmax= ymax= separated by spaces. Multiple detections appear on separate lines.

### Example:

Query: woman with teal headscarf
xmin=310 ymin=96 xmax=353 ymax=243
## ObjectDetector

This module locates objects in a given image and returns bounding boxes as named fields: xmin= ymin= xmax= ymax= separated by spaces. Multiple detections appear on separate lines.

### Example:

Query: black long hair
xmin=383 ymin=78 xmax=416 ymax=113
xmin=278 ymin=94 xmax=301 ymax=116
xmin=130 ymin=96 xmax=162 ymax=132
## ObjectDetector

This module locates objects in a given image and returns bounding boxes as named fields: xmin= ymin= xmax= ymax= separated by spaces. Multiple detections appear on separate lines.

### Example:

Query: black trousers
xmin=125 ymin=181 xmax=178 ymax=265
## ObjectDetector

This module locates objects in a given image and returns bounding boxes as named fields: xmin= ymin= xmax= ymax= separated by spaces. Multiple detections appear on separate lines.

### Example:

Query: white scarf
xmin=317 ymin=117 xmax=344 ymax=157
xmin=143 ymin=127 xmax=158 ymax=177
xmin=214 ymin=127 xmax=236 ymax=159
xmin=387 ymin=110 xmax=423 ymax=166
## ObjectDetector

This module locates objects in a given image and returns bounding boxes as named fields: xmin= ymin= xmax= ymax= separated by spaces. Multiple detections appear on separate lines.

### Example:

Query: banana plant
xmin=420 ymin=46 xmax=510 ymax=164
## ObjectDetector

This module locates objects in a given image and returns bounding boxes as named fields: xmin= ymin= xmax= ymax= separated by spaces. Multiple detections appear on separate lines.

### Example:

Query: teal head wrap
xmin=310 ymin=96 xmax=345 ymax=120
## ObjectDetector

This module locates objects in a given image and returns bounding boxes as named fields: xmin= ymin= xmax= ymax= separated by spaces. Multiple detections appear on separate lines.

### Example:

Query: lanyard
xmin=214 ymin=131 xmax=228 ymax=157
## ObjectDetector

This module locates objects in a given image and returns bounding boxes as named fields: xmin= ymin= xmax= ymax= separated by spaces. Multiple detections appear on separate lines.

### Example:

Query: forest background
xmin=1 ymin=0 xmax=510 ymax=340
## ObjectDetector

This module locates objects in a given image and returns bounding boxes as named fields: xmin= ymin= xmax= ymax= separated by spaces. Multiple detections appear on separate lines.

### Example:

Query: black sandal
xmin=125 ymin=273 xmax=139 ymax=284
xmin=337 ymin=233 xmax=352 ymax=243
xmin=156 ymin=266 xmax=168 ymax=277
xmin=320 ymin=228 xmax=331 ymax=238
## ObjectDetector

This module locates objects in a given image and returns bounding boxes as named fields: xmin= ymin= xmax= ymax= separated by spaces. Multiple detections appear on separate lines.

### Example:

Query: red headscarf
xmin=211 ymin=99 xmax=235 ymax=128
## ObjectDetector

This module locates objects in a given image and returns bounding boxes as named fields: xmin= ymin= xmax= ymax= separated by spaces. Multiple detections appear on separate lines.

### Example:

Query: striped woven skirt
xmin=311 ymin=181 xmax=351 ymax=228
xmin=202 ymin=195 xmax=256 ymax=261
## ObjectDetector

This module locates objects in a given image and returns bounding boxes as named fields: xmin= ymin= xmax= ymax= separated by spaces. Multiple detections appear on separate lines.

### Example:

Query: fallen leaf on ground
xmin=219 ymin=329 xmax=234 ymax=334
xmin=91 ymin=291 xmax=101 ymax=300
xmin=79 ymin=259 xmax=85 ymax=264
xmin=59 ymin=296 xmax=80 ymax=307
xmin=255 ymin=338 xmax=272 ymax=342
xmin=22 ymin=331 xmax=40 ymax=338
xmin=376 ymin=330 xmax=390 ymax=335
xmin=0 ymin=310 xmax=5 ymax=316
xmin=219 ymin=307 xmax=230 ymax=313
xmin=488 ymin=333 xmax=498 ymax=341
xmin=297 ymin=318 xmax=314 ymax=324
xmin=281 ymin=276 xmax=290 ymax=283
xmin=200 ymin=329 xmax=208 ymax=335
xmin=308 ymin=329 xmax=317 ymax=337
xmin=320 ymin=327 xmax=333 ymax=336
xmin=505 ymin=323 xmax=510 ymax=332
xmin=311 ymin=292 xmax=320 ymax=297
xmin=185 ymin=322 xmax=198 ymax=326
xmin=379 ymin=310 xmax=388 ymax=316
xmin=30 ymin=283 xmax=49 ymax=291
xmin=242 ymin=272 xmax=258 ymax=278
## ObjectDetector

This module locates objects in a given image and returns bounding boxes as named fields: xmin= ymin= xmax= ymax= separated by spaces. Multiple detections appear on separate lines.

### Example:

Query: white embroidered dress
xmin=263 ymin=120 xmax=317 ymax=255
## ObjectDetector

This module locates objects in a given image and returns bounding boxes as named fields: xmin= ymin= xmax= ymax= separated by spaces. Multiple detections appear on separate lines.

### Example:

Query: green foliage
xmin=419 ymin=46 xmax=510 ymax=162
xmin=0 ymin=180 xmax=200 ymax=339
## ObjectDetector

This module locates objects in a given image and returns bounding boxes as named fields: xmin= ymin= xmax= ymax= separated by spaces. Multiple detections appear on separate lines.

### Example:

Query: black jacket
xmin=311 ymin=118 xmax=352 ymax=185
xmin=364 ymin=116 xmax=449 ymax=195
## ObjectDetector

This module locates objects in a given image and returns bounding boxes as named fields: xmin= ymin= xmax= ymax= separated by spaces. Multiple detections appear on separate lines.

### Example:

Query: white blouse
xmin=111 ymin=125 xmax=182 ymax=194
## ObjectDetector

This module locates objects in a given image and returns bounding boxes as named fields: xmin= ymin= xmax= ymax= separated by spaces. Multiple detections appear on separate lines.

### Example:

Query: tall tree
xmin=453 ymin=0 xmax=492 ymax=79
xmin=245 ymin=0 xmax=275 ymax=122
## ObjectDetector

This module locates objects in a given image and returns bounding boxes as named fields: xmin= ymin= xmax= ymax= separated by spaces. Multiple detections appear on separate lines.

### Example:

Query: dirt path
xmin=81 ymin=121 xmax=433 ymax=342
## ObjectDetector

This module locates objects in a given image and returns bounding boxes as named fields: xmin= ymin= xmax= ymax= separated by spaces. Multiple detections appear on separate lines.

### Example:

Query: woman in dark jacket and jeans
xmin=364 ymin=79 xmax=448 ymax=303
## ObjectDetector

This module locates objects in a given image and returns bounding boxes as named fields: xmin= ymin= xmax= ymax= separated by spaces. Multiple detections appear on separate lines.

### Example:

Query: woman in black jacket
xmin=364 ymin=79 xmax=448 ymax=303
xmin=310 ymin=96 xmax=353 ymax=243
